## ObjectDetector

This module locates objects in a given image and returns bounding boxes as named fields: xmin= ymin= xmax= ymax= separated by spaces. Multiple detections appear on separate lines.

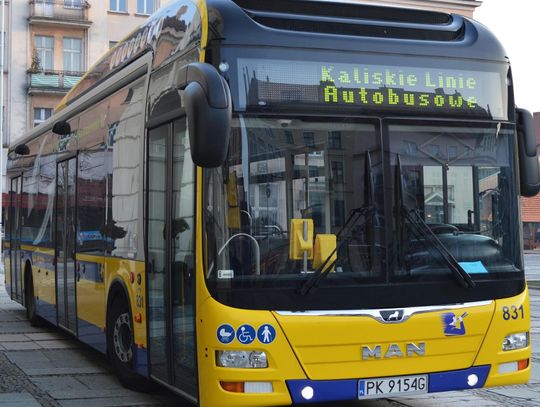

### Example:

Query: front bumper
xmin=286 ymin=365 xmax=491 ymax=404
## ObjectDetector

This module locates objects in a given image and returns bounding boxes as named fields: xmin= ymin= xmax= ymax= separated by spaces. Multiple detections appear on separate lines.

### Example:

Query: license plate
xmin=358 ymin=374 xmax=428 ymax=399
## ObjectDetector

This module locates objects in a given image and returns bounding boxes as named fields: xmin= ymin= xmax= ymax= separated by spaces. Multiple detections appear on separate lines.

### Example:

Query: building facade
xmin=7 ymin=0 xmax=167 ymax=147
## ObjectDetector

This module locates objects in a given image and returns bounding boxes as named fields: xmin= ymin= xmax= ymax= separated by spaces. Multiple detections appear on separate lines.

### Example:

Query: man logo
xmin=362 ymin=342 xmax=426 ymax=359
xmin=380 ymin=309 xmax=405 ymax=322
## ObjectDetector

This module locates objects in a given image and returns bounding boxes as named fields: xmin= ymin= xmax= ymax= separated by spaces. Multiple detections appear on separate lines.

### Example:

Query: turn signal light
xmin=220 ymin=381 xmax=244 ymax=393
xmin=518 ymin=359 xmax=529 ymax=370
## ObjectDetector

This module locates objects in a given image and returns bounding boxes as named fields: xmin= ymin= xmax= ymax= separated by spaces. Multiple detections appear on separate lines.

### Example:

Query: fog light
xmin=216 ymin=350 xmax=268 ymax=368
xmin=502 ymin=332 xmax=529 ymax=351
xmin=467 ymin=374 xmax=478 ymax=387
xmin=301 ymin=386 xmax=314 ymax=400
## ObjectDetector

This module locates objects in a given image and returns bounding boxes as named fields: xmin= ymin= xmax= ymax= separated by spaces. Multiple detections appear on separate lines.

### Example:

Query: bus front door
xmin=147 ymin=119 xmax=197 ymax=398
xmin=10 ymin=176 xmax=23 ymax=303
xmin=55 ymin=158 xmax=78 ymax=333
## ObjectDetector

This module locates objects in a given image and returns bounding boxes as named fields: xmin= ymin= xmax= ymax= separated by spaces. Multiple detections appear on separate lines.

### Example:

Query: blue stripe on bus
xmin=134 ymin=347 xmax=149 ymax=376
xmin=428 ymin=365 xmax=490 ymax=392
xmin=78 ymin=318 xmax=107 ymax=354
xmin=286 ymin=365 xmax=491 ymax=404
xmin=287 ymin=379 xmax=357 ymax=403
xmin=36 ymin=298 xmax=57 ymax=325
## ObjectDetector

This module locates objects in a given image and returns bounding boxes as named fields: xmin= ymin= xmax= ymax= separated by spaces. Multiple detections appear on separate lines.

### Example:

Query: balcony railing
xmin=28 ymin=69 xmax=84 ymax=92
xmin=29 ymin=1 xmax=90 ymax=24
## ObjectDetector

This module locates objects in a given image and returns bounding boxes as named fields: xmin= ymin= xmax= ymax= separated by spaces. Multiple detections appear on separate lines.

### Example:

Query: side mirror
xmin=180 ymin=63 xmax=231 ymax=168
xmin=516 ymin=108 xmax=540 ymax=197
xmin=52 ymin=120 xmax=71 ymax=136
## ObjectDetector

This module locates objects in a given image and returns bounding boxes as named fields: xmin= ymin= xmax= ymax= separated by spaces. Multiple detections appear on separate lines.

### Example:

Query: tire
xmin=25 ymin=271 xmax=42 ymax=327
xmin=107 ymin=296 xmax=154 ymax=392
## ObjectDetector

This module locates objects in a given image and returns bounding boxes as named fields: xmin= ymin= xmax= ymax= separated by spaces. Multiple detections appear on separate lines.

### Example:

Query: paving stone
xmin=486 ymin=386 xmax=540 ymax=399
xmin=0 ymin=321 xmax=43 ymax=334
xmin=3 ymin=341 xmax=45 ymax=351
xmin=0 ymin=334 xmax=26 ymax=342
xmin=24 ymin=367 xmax=108 ymax=376
xmin=74 ymin=374 xmax=125 ymax=390
xmin=36 ymin=340 xmax=79 ymax=350
xmin=48 ymin=389 xmax=153 ymax=400
xmin=30 ymin=376 xmax=88 ymax=393
xmin=0 ymin=392 xmax=41 ymax=407
xmin=25 ymin=333 xmax=66 ymax=341
xmin=58 ymin=397 xmax=174 ymax=407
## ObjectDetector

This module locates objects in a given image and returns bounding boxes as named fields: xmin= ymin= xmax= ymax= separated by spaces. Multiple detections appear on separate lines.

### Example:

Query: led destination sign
xmin=238 ymin=58 xmax=506 ymax=119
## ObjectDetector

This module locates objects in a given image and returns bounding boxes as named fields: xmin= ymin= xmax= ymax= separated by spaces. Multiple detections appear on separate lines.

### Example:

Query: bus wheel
xmin=25 ymin=271 xmax=42 ymax=327
xmin=107 ymin=297 xmax=154 ymax=392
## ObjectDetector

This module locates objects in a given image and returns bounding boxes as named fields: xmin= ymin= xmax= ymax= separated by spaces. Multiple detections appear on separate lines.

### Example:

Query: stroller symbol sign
xmin=217 ymin=324 xmax=235 ymax=344
xmin=257 ymin=324 xmax=276 ymax=344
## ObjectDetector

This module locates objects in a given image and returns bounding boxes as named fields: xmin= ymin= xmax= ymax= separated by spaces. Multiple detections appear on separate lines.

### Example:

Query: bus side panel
xmin=76 ymin=254 xmax=107 ymax=353
xmin=4 ymin=242 xmax=11 ymax=297
xmin=90 ymin=258 xmax=148 ymax=375
xmin=474 ymin=287 xmax=531 ymax=387
xmin=32 ymin=247 xmax=57 ymax=324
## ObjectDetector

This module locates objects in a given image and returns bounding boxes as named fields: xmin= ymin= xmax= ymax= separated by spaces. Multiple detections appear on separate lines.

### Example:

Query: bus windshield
xmin=204 ymin=116 xmax=521 ymax=309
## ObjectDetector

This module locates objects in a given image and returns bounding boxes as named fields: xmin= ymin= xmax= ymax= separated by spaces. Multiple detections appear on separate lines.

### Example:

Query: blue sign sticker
xmin=442 ymin=312 xmax=467 ymax=336
xmin=236 ymin=324 xmax=256 ymax=344
xmin=257 ymin=324 xmax=276 ymax=344
xmin=217 ymin=324 xmax=235 ymax=344
xmin=458 ymin=261 xmax=488 ymax=274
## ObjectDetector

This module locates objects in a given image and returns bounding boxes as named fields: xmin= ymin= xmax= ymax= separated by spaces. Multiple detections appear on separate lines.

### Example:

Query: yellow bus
xmin=4 ymin=0 xmax=539 ymax=405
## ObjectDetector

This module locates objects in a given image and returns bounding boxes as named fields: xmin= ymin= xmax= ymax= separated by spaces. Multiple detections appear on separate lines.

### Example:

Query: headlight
xmin=216 ymin=350 xmax=268 ymax=368
xmin=502 ymin=332 xmax=529 ymax=351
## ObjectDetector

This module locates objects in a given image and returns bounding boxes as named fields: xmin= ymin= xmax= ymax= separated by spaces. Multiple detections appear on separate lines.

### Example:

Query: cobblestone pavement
xmin=1 ymin=263 xmax=539 ymax=406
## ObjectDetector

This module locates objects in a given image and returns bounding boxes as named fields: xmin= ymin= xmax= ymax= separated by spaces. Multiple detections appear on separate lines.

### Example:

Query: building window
xmin=137 ymin=0 xmax=156 ymax=14
xmin=64 ymin=0 xmax=83 ymax=8
xmin=331 ymin=161 xmax=344 ymax=184
xmin=34 ymin=35 xmax=54 ymax=70
xmin=63 ymin=38 xmax=82 ymax=73
xmin=109 ymin=0 xmax=127 ymax=12
xmin=333 ymin=200 xmax=345 ymax=227
xmin=303 ymin=131 xmax=315 ymax=147
xmin=328 ymin=131 xmax=342 ymax=149
xmin=34 ymin=108 xmax=53 ymax=127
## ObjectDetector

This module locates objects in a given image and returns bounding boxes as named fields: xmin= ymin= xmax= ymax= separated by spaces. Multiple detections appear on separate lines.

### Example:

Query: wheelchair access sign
xmin=216 ymin=323 xmax=277 ymax=345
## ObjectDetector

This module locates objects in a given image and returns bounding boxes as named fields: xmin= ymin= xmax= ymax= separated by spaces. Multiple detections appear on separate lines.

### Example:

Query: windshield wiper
xmin=299 ymin=151 xmax=376 ymax=295
xmin=395 ymin=155 xmax=475 ymax=289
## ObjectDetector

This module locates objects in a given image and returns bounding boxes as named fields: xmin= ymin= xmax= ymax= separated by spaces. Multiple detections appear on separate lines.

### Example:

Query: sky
xmin=474 ymin=0 xmax=540 ymax=113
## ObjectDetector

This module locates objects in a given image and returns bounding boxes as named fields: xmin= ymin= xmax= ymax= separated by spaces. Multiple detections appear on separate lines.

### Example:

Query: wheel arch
xmin=23 ymin=259 xmax=33 ymax=296
xmin=106 ymin=278 xmax=131 ymax=322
